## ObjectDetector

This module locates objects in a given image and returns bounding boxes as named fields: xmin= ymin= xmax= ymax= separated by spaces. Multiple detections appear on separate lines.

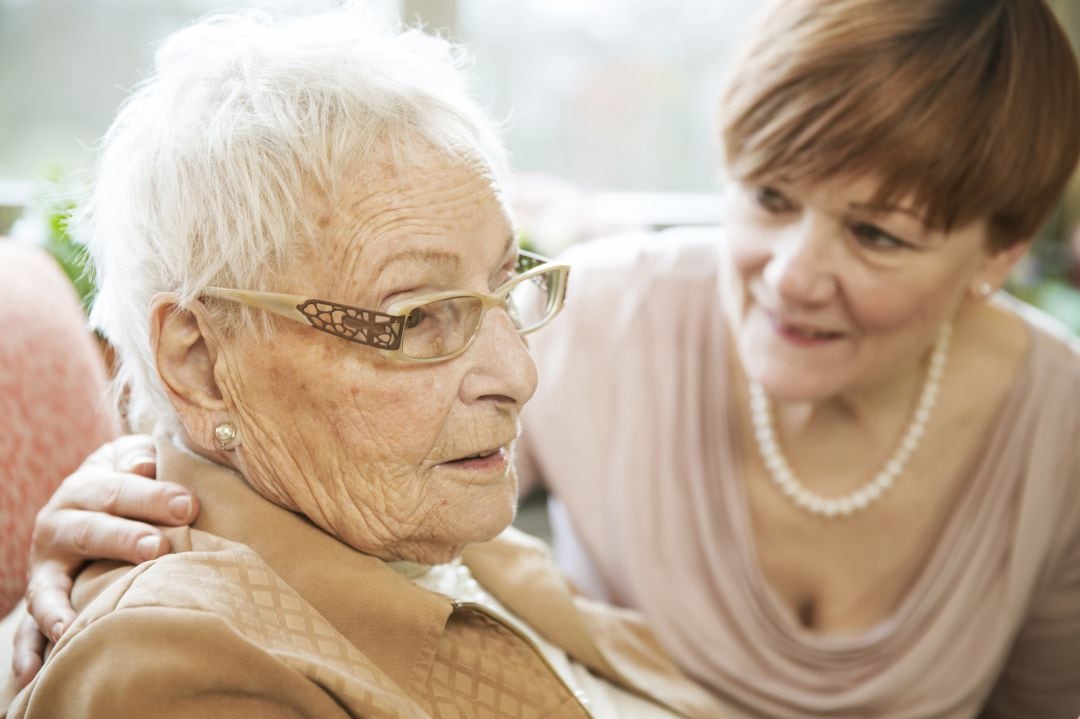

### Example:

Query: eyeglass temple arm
xmin=202 ymin=287 xmax=311 ymax=325
xmin=515 ymin=249 xmax=565 ymax=296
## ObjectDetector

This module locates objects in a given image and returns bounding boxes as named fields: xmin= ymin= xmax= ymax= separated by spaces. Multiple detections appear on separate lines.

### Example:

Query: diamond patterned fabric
xmin=9 ymin=530 xmax=593 ymax=717
xmin=425 ymin=607 xmax=591 ymax=719
xmin=112 ymin=549 xmax=425 ymax=717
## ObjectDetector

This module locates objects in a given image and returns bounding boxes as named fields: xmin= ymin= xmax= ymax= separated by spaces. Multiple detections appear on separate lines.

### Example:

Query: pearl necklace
xmin=748 ymin=323 xmax=952 ymax=519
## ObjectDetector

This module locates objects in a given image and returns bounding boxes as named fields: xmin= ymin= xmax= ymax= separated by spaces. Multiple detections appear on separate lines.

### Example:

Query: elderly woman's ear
xmin=149 ymin=294 xmax=233 ymax=456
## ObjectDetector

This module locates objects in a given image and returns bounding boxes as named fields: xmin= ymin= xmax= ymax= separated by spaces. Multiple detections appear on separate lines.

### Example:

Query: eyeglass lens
xmin=400 ymin=272 xmax=557 ymax=359
xmin=507 ymin=274 xmax=555 ymax=331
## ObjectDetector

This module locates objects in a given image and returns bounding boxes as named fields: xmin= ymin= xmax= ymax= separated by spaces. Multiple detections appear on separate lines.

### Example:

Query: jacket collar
xmin=465 ymin=529 xmax=727 ymax=719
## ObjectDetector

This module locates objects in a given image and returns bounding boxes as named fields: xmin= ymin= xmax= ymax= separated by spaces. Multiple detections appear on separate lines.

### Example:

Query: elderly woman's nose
xmin=762 ymin=219 xmax=837 ymax=306
xmin=460 ymin=308 xmax=538 ymax=406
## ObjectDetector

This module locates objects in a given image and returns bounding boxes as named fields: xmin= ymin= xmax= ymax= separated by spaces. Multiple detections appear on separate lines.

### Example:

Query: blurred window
xmin=0 ymin=0 xmax=755 ymax=193
xmin=458 ymin=0 xmax=758 ymax=192
xmin=0 ymin=0 xmax=398 ymax=182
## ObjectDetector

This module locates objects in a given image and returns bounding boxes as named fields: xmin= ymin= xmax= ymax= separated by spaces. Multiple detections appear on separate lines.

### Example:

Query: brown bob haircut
xmin=719 ymin=0 xmax=1080 ymax=249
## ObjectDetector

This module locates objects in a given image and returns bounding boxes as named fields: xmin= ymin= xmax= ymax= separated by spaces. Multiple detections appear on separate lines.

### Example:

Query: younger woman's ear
xmin=972 ymin=239 xmax=1030 ymax=298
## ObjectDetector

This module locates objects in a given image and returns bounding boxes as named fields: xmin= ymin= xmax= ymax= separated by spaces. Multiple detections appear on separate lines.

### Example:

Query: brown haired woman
xmin=14 ymin=1 xmax=1080 ymax=717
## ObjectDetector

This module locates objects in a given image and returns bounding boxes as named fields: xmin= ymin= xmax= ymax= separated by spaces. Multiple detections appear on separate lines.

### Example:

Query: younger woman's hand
xmin=14 ymin=434 xmax=200 ymax=689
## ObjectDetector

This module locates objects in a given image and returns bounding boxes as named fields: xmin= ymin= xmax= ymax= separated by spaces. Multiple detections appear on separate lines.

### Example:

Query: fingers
xmin=52 ymin=473 xmax=197 ymax=526
xmin=113 ymin=435 xmax=158 ymax=479
xmin=79 ymin=434 xmax=156 ymax=473
xmin=127 ymin=459 xmax=158 ymax=479
xmin=33 ymin=508 xmax=176 ymax=569
xmin=14 ymin=433 xmax=180 ymax=690
xmin=13 ymin=615 xmax=45 ymax=690
xmin=25 ymin=560 xmax=76 ymax=649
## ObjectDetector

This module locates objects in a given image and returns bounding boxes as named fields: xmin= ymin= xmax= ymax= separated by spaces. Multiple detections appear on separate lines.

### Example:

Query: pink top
xmin=519 ymin=228 xmax=1080 ymax=718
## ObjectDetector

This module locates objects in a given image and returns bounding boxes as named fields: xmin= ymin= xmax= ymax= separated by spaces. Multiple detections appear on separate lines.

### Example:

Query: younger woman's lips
xmin=762 ymin=311 xmax=845 ymax=346
xmin=774 ymin=322 xmax=841 ymax=346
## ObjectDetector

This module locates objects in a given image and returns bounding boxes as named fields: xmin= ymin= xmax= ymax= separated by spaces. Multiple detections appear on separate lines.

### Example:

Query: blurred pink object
xmin=0 ymin=242 xmax=117 ymax=616
xmin=509 ymin=172 xmax=595 ymax=255
xmin=509 ymin=172 xmax=722 ymax=256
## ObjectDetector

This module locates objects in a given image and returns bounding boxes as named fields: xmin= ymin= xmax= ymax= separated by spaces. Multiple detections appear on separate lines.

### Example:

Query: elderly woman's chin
xmin=419 ymin=465 xmax=521 ymax=557
xmin=285 ymin=460 xmax=517 ymax=565
xmin=308 ymin=464 xmax=518 ymax=565
xmin=395 ymin=456 xmax=522 ymax=563
xmin=307 ymin=471 xmax=519 ymax=566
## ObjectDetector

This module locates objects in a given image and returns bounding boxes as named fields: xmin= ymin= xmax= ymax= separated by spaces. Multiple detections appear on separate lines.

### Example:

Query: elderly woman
xmin=3 ymin=8 xmax=721 ymax=719
xmin=14 ymin=0 xmax=1080 ymax=717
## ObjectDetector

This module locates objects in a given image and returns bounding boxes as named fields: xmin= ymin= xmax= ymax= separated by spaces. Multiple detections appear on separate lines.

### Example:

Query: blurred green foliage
xmin=37 ymin=170 xmax=96 ymax=310
xmin=44 ymin=199 xmax=96 ymax=307
xmin=1014 ymin=280 xmax=1080 ymax=334
xmin=1008 ymin=209 xmax=1080 ymax=335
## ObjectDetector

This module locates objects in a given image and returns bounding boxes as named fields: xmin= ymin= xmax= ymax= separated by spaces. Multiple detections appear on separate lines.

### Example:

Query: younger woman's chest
xmin=740 ymin=314 xmax=1029 ymax=635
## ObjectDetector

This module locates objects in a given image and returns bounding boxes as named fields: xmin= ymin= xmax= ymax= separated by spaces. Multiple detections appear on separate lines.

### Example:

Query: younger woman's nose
xmin=763 ymin=220 xmax=838 ymax=306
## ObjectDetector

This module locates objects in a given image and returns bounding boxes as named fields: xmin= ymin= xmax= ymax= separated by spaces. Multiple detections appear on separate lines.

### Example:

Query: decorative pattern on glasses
xmin=298 ymin=301 xmax=404 ymax=350
xmin=202 ymin=249 xmax=569 ymax=363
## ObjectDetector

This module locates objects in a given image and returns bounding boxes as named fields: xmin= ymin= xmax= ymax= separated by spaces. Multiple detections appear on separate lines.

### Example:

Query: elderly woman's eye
xmin=755 ymin=186 xmax=793 ymax=213
xmin=405 ymin=308 xmax=426 ymax=329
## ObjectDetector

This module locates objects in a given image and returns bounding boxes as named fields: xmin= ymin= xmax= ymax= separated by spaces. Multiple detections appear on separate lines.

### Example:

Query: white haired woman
xmin=4 ymin=8 xmax=720 ymax=718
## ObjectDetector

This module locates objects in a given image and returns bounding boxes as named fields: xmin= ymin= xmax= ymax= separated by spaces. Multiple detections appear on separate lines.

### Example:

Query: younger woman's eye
xmin=851 ymin=222 xmax=909 ymax=250
xmin=755 ymin=186 xmax=793 ymax=214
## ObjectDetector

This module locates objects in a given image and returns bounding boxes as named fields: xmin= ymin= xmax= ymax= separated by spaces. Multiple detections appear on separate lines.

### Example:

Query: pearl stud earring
xmin=978 ymin=282 xmax=993 ymax=298
xmin=214 ymin=421 xmax=238 ymax=450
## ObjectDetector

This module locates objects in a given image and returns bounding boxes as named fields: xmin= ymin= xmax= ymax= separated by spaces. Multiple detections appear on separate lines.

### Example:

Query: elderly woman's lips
xmin=437 ymin=448 xmax=508 ymax=472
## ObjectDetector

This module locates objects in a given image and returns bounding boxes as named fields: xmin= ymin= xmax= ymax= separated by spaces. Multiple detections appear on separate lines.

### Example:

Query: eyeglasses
xmin=202 ymin=250 xmax=570 ymax=363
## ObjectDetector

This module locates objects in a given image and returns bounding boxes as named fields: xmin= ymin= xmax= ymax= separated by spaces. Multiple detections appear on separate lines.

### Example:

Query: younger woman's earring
xmin=978 ymin=282 xmax=993 ymax=299
xmin=214 ymin=421 xmax=238 ymax=450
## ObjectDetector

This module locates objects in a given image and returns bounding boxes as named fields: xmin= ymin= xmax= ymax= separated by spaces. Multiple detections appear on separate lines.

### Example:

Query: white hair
xmin=73 ymin=4 xmax=510 ymax=432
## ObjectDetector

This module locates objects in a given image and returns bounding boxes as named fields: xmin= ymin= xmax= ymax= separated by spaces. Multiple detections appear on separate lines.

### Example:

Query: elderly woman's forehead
xmin=313 ymin=149 xmax=502 ymax=216
xmin=287 ymin=159 xmax=510 ymax=282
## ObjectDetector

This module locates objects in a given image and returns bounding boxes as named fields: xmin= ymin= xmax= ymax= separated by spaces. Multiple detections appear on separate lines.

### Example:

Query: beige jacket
xmin=6 ymin=440 xmax=724 ymax=718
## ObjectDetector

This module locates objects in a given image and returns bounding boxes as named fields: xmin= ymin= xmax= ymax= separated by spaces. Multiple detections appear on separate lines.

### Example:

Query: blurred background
xmin=1 ymin=0 xmax=1079 ymax=322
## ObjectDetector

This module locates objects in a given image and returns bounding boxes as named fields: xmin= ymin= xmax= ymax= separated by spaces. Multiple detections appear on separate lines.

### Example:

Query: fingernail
xmin=168 ymin=495 xmax=192 ymax=521
xmin=129 ymin=455 xmax=154 ymax=469
xmin=136 ymin=535 xmax=161 ymax=561
xmin=49 ymin=621 xmax=65 ymax=643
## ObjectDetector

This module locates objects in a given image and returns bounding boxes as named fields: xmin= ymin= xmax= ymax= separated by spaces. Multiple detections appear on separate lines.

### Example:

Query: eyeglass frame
xmin=200 ymin=249 xmax=570 ymax=364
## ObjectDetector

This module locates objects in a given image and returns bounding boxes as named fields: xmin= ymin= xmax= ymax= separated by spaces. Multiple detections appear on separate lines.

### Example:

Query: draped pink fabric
xmin=519 ymin=228 xmax=1080 ymax=718
xmin=0 ymin=243 xmax=118 ymax=616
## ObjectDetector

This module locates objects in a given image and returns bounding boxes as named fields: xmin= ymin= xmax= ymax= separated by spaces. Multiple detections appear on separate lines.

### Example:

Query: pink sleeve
xmin=981 ymin=466 xmax=1080 ymax=718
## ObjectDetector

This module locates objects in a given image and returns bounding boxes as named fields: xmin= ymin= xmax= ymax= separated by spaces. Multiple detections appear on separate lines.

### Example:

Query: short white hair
xmin=73 ymin=4 xmax=510 ymax=432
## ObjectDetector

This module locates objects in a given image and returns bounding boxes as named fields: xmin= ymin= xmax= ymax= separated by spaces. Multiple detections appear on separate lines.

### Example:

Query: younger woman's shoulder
xmin=997 ymin=293 xmax=1080 ymax=376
